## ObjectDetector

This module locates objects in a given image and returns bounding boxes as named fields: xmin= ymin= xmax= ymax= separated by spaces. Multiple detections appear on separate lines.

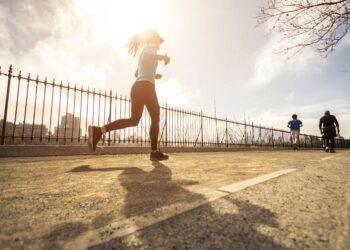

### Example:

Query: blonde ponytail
xmin=127 ymin=34 xmax=144 ymax=57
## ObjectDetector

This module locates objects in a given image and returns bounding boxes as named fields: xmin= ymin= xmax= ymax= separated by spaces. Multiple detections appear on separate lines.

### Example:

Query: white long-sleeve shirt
xmin=135 ymin=43 xmax=164 ymax=84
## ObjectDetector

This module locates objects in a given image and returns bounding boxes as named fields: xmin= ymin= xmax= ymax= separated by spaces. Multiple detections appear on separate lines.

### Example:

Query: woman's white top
xmin=135 ymin=43 xmax=163 ymax=84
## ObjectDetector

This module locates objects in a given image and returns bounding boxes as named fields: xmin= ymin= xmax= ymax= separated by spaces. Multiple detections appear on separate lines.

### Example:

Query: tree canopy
xmin=258 ymin=0 xmax=350 ymax=56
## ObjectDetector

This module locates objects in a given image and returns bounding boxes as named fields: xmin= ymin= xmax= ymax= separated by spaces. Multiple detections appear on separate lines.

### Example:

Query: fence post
xmin=225 ymin=117 xmax=228 ymax=148
xmin=1 ymin=65 xmax=13 ymax=145
xmin=259 ymin=127 xmax=262 ymax=147
xmin=251 ymin=122 xmax=255 ymax=146
xmin=165 ymin=103 xmax=168 ymax=147
xmin=201 ymin=111 xmax=204 ymax=147
xmin=244 ymin=122 xmax=247 ymax=145
xmin=310 ymin=136 xmax=313 ymax=148
xmin=108 ymin=89 xmax=112 ymax=146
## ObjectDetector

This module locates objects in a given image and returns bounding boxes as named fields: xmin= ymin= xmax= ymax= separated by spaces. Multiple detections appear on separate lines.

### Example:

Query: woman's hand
xmin=163 ymin=54 xmax=170 ymax=65
xmin=155 ymin=73 xmax=162 ymax=79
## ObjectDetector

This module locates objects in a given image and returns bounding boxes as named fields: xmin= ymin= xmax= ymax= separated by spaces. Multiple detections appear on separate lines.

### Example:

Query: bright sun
xmin=73 ymin=0 xmax=186 ymax=107
xmin=74 ymin=0 xmax=168 ymax=57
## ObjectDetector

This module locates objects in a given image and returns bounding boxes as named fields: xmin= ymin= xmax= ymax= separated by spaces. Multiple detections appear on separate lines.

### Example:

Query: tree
xmin=258 ymin=0 xmax=350 ymax=56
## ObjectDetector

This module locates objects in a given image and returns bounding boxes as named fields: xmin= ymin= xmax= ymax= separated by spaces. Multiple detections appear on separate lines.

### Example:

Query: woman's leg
xmin=143 ymin=84 xmax=160 ymax=151
xmin=103 ymin=84 xmax=144 ymax=133
xmin=88 ymin=82 xmax=145 ymax=152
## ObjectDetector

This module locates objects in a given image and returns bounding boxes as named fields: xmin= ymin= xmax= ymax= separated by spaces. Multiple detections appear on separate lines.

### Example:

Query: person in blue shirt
xmin=287 ymin=114 xmax=303 ymax=150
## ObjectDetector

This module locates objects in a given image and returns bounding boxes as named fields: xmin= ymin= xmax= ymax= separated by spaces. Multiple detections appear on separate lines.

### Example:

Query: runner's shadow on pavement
xmin=117 ymin=161 xmax=202 ymax=218
xmin=58 ymin=162 xmax=287 ymax=249
xmin=90 ymin=197 xmax=287 ymax=249
xmin=89 ymin=162 xmax=287 ymax=249
xmin=67 ymin=165 xmax=128 ymax=172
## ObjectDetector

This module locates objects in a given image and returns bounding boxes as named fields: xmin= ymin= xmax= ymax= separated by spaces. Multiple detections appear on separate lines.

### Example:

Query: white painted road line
xmin=218 ymin=169 xmax=296 ymax=193
xmin=66 ymin=168 xmax=297 ymax=249
xmin=319 ymin=156 xmax=333 ymax=162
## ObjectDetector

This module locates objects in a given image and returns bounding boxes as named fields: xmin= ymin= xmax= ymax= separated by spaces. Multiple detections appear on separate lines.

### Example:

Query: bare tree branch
xmin=258 ymin=0 xmax=350 ymax=56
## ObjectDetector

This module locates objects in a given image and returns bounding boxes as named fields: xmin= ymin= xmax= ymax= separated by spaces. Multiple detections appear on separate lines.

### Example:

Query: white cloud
xmin=247 ymin=28 xmax=326 ymax=87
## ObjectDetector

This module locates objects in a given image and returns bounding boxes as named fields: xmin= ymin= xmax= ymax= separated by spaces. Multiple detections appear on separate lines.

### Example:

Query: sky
xmin=0 ymin=0 xmax=349 ymax=138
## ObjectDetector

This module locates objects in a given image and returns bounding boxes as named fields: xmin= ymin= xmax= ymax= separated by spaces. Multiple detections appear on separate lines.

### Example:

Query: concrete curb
xmin=0 ymin=145 xmax=298 ymax=157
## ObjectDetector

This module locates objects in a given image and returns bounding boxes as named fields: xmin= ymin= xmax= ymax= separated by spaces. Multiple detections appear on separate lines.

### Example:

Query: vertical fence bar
xmin=71 ymin=84 xmax=77 ymax=143
xmin=108 ymin=90 xmax=112 ymax=146
xmin=12 ymin=71 xmax=21 ymax=142
xmin=63 ymin=83 xmax=70 ymax=145
xmin=31 ymin=75 xmax=39 ymax=142
xmin=244 ymin=122 xmax=247 ymax=145
xmin=114 ymin=93 xmax=118 ymax=144
xmin=56 ymin=81 xmax=63 ymax=142
xmin=22 ymin=73 xmax=30 ymax=141
xmin=98 ymin=90 xmax=101 ymax=127
xmin=165 ymin=103 xmax=168 ymax=147
xmin=201 ymin=111 xmax=204 ymax=147
xmin=102 ymin=90 xmax=106 ymax=145
xmin=92 ymin=88 xmax=95 ymax=127
xmin=252 ymin=122 xmax=255 ymax=146
xmin=48 ymin=79 xmax=55 ymax=142
xmin=39 ymin=77 xmax=47 ymax=142
xmin=310 ymin=136 xmax=313 ymax=148
xmin=119 ymin=94 xmax=122 ymax=144
xmin=85 ymin=87 xmax=89 ymax=142
xmin=225 ymin=118 xmax=228 ymax=147
xmin=1 ymin=65 xmax=12 ymax=145
xmin=123 ymin=95 xmax=126 ymax=143
xmin=78 ymin=85 xmax=83 ymax=143
xmin=259 ymin=127 xmax=262 ymax=147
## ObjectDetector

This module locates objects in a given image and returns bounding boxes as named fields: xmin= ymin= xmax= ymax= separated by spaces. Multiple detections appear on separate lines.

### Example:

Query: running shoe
xmin=150 ymin=150 xmax=169 ymax=161
xmin=88 ymin=126 xmax=102 ymax=152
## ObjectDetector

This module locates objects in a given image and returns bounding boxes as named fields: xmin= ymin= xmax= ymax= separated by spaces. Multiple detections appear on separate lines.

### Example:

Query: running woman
xmin=88 ymin=29 xmax=170 ymax=161
xmin=287 ymin=114 xmax=303 ymax=150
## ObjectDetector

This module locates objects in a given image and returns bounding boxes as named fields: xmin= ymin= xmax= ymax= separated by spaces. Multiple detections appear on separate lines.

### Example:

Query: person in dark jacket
xmin=319 ymin=110 xmax=339 ymax=153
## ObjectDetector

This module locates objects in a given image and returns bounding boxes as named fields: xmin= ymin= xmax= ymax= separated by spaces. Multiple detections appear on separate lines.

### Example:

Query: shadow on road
xmin=90 ymin=196 xmax=286 ymax=249
xmin=46 ymin=162 xmax=287 ymax=249
xmin=67 ymin=165 xmax=126 ymax=172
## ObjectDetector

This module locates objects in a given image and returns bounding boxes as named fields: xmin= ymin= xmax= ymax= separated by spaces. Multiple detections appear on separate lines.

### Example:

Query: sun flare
xmin=74 ymin=0 xmax=168 ymax=57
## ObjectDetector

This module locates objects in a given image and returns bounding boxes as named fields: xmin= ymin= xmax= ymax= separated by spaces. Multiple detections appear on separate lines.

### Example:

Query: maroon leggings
xmin=104 ymin=81 xmax=160 ymax=150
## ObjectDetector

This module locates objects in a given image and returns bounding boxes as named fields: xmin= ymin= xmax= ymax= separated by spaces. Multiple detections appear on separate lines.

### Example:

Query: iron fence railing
xmin=1 ymin=65 xmax=349 ymax=149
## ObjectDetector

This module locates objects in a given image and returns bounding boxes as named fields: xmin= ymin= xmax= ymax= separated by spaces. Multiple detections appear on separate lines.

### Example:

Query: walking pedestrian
xmin=287 ymin=114 xmax=303 ymax=150
xmin=319 ymin=110 xmax=339 ymax=153
xmin=88 ymin=29 xmax=170 ymax=161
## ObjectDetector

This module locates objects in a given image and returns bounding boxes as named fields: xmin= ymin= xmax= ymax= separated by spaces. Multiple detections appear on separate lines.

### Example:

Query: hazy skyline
xmin=1 ymin=0 xmax=349 ymax=137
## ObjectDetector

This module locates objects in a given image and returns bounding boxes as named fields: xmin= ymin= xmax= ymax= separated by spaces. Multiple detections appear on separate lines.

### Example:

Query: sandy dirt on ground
xmin=0 ymin=150 xmax=349 ymax=249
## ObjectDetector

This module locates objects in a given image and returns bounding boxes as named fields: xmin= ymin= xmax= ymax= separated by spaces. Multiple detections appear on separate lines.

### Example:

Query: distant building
xmin=54 ymin=113 xmax=81 ymax=139
xmin=0 ymin=119 xmax=48 ymax=143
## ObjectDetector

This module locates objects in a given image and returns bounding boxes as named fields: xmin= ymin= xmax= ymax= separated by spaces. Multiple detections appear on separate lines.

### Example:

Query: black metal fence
xmin=1 ymin=65 xmax=349 ymax=149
